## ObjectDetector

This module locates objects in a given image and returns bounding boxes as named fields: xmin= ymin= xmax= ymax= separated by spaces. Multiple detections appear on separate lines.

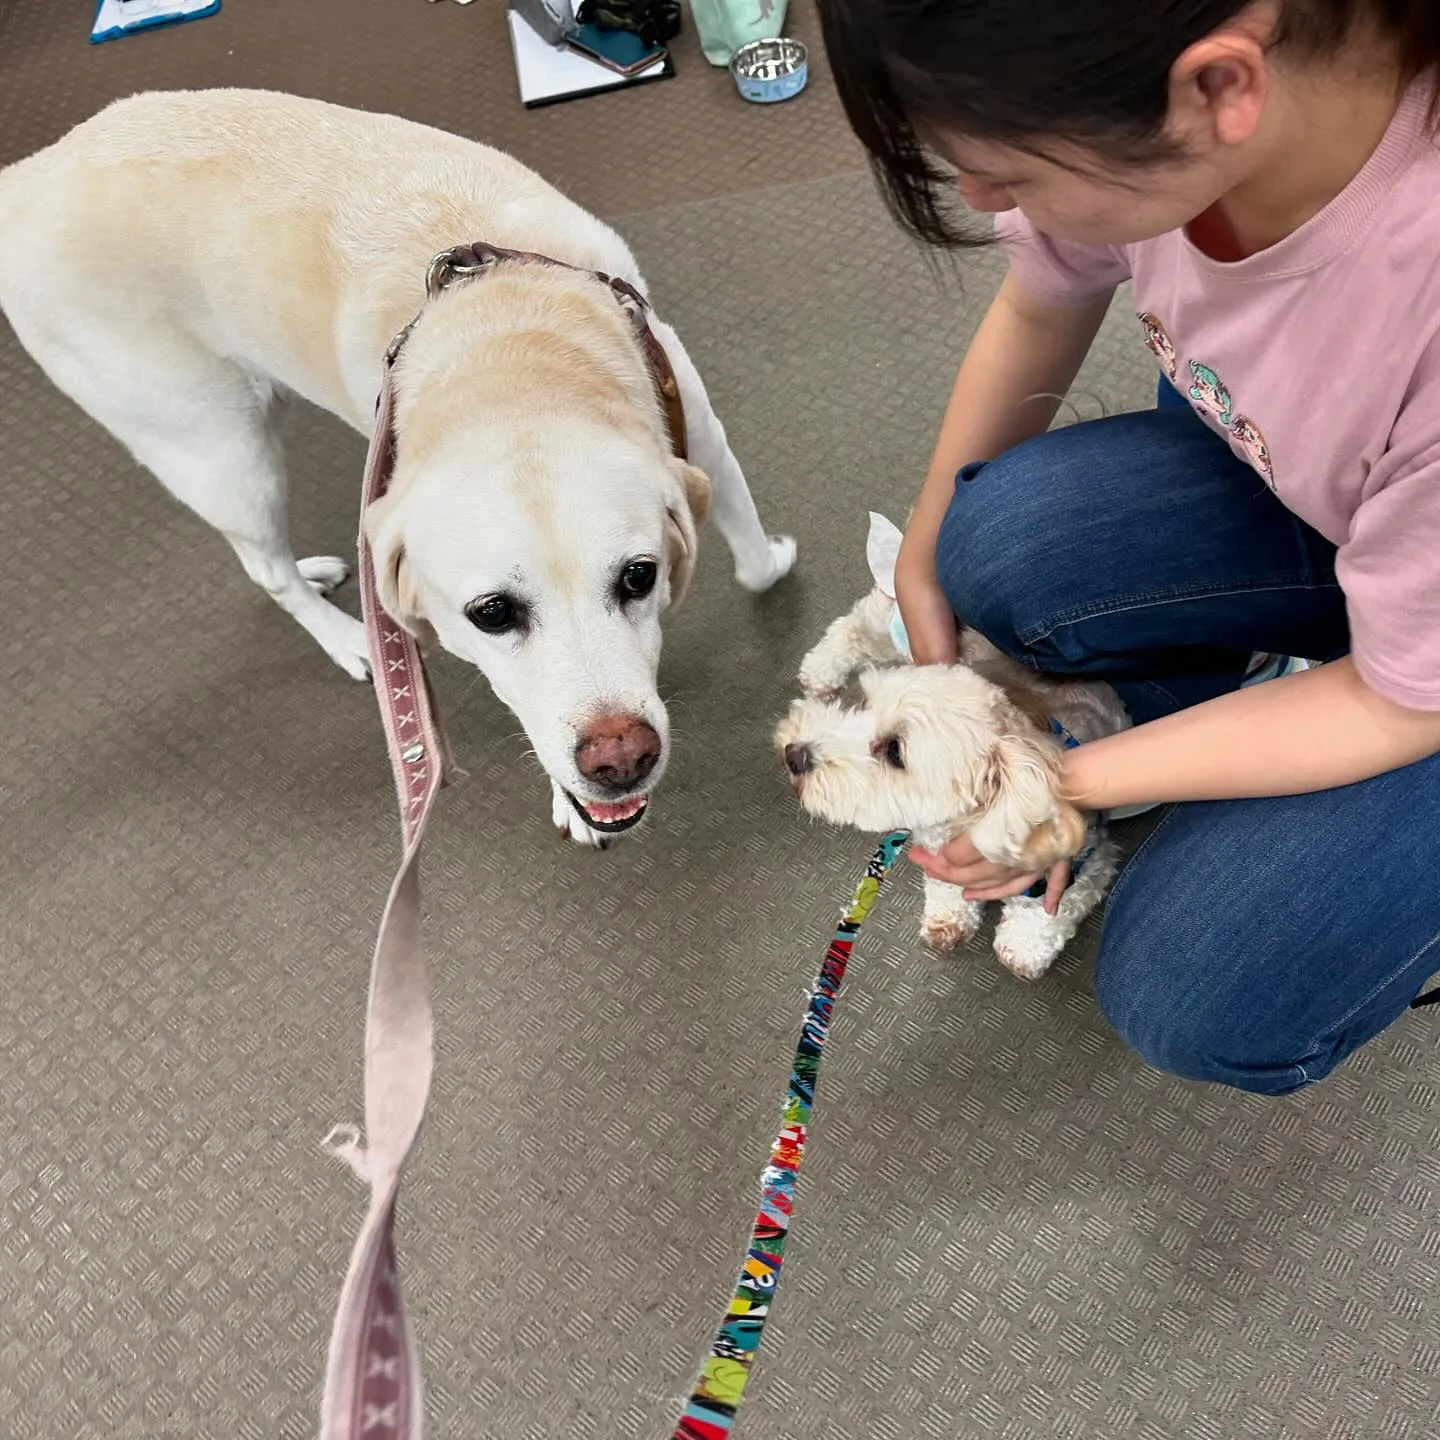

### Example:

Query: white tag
xmin=865 ymin=512 xmax=904 ymax=598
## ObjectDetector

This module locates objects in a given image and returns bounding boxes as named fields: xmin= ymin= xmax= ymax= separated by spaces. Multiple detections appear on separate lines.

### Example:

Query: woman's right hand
xmin=894 ymin=535 xmax=959 ymax=665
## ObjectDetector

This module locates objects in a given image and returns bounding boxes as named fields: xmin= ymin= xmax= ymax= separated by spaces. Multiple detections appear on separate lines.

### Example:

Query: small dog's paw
xmin=920 ymin=915 xmax=977 ymax=951
xmin=797 ymin=651 xmax=847 ymax=700
xmin=992 ymin=939 xmax=1058 ymax=982
xmin=299 ymin=554 xmax=351 ymax=596
xmin=920 ymin=882 xmax=984 ymax=954
xmin=551 ymin=784 xmax=611 ymax=849
xmin=736 ymin=534 xmax=798 ymax=593
xmin=992 ymin=897 xmax=1065 ymax=981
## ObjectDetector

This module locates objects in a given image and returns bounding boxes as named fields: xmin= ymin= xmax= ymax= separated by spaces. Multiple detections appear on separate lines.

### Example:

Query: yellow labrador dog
xmin=0 ymin=89 xmax=795 ymax=844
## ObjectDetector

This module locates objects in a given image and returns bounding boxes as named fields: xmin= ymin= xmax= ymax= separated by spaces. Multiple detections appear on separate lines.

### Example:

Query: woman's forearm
xmin=1063 ymin=658 xmax=1440 ymax=809
xmin=904 ymin=272 xmax=1114 ymax=558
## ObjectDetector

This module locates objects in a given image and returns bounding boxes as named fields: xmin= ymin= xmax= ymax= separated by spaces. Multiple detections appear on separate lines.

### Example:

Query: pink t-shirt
xmin=995 ymin=83 xmax=1440 ymax=710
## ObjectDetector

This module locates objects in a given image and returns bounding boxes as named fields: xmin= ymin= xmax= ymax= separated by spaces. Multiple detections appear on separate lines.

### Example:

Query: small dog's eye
xmin=618 ymin=559 xmax=658 ymax=601
xmin=465 ymin=593 xmax=522 ymax=634
xmin=881 ymin=737 xmax=905 ymax=769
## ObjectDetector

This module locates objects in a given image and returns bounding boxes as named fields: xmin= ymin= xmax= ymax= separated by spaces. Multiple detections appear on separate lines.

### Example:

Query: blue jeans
xmin=934 ymin=382 xmax=1440 ymax=1095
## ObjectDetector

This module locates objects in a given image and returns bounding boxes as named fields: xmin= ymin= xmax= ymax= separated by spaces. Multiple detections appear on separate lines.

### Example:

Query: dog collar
xmin=385 ymin=241 xmax=688 ymax=461
xmin=1049 ymin=717 xmax=1081 ymax=749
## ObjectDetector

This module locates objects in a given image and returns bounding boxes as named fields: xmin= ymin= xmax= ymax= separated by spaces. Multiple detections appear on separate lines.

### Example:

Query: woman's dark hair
xmin=819 ymin=0 xmax=1440 ymax=246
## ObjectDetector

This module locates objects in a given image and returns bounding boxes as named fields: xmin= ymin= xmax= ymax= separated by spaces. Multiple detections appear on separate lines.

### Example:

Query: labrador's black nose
xmin=784 ymin=742 xmax=815 ymax=777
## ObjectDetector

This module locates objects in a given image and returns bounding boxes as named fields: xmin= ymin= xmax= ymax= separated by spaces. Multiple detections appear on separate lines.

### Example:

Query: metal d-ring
xmin=425 ymin=246 xmax=496 ymax=299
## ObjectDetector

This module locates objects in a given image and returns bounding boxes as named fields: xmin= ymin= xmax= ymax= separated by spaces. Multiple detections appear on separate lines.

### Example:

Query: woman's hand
xmin=910 ymin=835 xmax=1072 ymax=914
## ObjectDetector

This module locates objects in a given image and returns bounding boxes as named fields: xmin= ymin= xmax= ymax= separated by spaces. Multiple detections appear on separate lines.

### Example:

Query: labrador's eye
xmin=618 ymin=560 xmax=658 ymax=601
xmin=465 ymin=593 xmax=522 ymax=634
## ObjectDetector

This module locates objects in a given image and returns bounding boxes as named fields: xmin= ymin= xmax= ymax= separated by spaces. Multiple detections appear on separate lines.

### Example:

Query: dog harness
xmin=380 ymin=241 xmax=688 ymax=459
xmin=317 ymin=243 xmax=906 ymax=1440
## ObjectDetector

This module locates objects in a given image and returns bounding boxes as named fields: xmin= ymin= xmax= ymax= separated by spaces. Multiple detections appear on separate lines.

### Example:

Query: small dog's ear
xmin=364 ymin=491 xmax=433 ymax=643
xmin=1015 ymin=800 xmax=1088 ymax=871
xmin=664 ymin=461 xmax=711 ymax=608
xmin=968 ymin=730 xmax=1077 ymax=868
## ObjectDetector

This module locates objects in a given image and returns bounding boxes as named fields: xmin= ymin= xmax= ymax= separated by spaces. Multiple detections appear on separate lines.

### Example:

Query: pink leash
xmin=317 ymin=240 xmax=682 ymax=1440
xmin=318 ymin=345 xmax=455 ymax=1440
xmin=317 ymin=247 xmax=906 ymax=1440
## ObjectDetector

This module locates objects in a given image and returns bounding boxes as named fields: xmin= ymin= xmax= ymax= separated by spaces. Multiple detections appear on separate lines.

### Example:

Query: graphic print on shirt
xmin=1187 ymin=360 xmax=1275 ymax=487
xmin=1137 ymin=313 xmax=1178 ymax=381
xmin=1229 ymin=413 xmax=1274 ymax=486
xmin=1188 ymin=361 xmax=1234 ymax=427
xmin=1136 ymin=316 xmax=1276 ymax=488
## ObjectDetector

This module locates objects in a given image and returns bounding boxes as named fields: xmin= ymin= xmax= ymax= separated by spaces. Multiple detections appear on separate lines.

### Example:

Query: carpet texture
xmin=3 ymin=5 xmax=1440 ymax=1439
xmin=0 ymin=0 xmax=862 ymax=215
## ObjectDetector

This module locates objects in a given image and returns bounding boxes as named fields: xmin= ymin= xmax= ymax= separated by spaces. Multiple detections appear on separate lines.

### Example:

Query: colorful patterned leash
xmin=673 ymin=830 xmax=910 ymax=1439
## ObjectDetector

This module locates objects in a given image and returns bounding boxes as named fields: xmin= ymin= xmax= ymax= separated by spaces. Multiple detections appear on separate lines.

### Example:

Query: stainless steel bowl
xmin=730 ymin=37 xmax=809 ymax=104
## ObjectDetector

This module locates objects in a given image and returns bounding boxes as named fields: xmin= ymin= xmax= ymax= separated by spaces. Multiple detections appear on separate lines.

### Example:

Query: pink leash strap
xmin=315 ymin=247 xmax=905 ymax=1440
xmin=315 ymin=242 xmax=679 ymax=1440
xmin=319 ymin=358 xmax=453 ymax=1440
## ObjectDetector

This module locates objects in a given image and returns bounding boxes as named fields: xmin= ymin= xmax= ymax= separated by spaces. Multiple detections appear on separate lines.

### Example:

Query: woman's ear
xmin=1169 ymin=22 xmax=1269 ymax=150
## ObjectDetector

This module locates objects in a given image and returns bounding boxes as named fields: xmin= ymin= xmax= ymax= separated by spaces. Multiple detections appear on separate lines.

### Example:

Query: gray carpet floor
xmin=3 ymin=5 xmax=1440 ymax=1439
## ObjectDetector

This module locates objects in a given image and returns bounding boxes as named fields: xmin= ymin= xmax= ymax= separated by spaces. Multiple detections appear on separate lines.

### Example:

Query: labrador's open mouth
xmin=566 ymin=791 xmax=650 ymax=834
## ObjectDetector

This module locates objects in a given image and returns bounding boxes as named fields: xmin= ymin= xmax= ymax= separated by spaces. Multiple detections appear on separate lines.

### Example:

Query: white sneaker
xmin=1104 ymin=654 xmax=1310 ymax=821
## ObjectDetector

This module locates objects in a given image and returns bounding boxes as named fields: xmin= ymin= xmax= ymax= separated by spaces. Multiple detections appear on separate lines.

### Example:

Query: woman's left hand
xmin=909 ymin=835 xmax=1071 ymax=913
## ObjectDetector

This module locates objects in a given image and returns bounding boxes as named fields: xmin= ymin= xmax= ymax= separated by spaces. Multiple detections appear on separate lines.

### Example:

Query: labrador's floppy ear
xmin=968 ymin=728 xmax=1085 ymax=870
xmin=664 ymin=459 xmax=712 ymax=608
xmin=362 ymin=489 xmax=434 ymax=644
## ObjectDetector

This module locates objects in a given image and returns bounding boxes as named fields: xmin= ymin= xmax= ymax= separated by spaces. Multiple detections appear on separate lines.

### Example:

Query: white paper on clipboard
xmin=507 ymin=9 xmax=667 ymax=106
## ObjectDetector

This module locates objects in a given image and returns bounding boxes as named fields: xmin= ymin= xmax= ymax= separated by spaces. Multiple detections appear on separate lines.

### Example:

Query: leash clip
xmin=321 ymin=1122 xmax=371 ymax=1182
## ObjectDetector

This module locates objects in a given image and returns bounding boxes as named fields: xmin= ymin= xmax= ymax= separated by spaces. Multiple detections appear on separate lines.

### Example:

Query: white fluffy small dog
xmin=775 ymin=516 xmax=1130 ymax=980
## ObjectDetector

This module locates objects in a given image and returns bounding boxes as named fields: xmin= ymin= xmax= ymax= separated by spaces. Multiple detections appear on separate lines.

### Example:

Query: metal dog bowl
xmin=730 ymin=38 xmax=809 ymax=104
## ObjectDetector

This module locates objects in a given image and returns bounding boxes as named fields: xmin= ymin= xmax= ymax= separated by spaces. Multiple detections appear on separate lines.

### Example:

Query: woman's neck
xmin=1207 ymin=52 xmax=1407 ymax=257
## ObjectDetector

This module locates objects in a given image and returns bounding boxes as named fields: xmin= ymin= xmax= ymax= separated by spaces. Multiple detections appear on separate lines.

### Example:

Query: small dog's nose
xmin=784 ymin=742 xmax=814 ymax=777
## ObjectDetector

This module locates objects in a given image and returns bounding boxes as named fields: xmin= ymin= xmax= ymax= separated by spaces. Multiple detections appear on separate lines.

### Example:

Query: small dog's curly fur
xmin=776 ymin=587 xmax=1132 ymax=981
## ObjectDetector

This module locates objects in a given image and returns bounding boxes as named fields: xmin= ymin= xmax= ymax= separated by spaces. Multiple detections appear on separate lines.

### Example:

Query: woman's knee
xmin=933 ymin=439 xmax=1085 ymax=653
xmin=1096 ymin=775 xmax=1440 ymax=1098
xmin=935 ymin=407 xmax=1244 ymax=657
xmin=1094 ymin=881 xmax=1316 ymax=1097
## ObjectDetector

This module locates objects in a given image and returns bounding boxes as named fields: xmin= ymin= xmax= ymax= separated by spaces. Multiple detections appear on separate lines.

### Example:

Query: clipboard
xmin=508 ymin=7 xmax=674 ymax=108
